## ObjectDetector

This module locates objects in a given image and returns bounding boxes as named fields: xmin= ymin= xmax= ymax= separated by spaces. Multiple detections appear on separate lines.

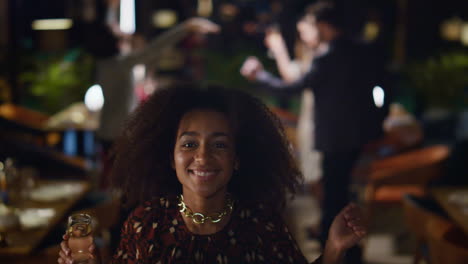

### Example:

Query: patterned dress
xmin=112 ymin=196 xmax=321 ymax=263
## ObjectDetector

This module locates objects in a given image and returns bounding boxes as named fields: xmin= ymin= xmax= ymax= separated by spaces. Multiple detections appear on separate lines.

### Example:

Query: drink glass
xmin=67 ymin=213 xmax=93 ymax=263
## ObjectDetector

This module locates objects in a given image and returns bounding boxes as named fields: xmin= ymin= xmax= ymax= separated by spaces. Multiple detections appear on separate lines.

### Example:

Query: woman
xmin=58 ymin=84 xmax=366 ymax=264
xmin=263 ymin=10 xmax=328 ymax=192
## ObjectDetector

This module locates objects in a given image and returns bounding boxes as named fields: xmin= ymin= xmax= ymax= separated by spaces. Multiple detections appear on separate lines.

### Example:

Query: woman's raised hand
xmin=327 ymin=203 xmax=367 ymax=252
xmin=264 ymin=28 xmax=287 ymax=57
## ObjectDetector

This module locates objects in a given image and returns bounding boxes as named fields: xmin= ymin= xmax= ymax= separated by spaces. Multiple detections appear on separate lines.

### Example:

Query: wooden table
xmin=431 ymin=186 xmax=468 ymax=234
xmin=0 ymin=180 xmax=90 ymax=256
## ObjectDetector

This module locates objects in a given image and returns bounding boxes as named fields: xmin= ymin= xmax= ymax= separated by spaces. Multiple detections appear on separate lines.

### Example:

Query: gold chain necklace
xmin=177 ymin=194 xmax=234 ymax=224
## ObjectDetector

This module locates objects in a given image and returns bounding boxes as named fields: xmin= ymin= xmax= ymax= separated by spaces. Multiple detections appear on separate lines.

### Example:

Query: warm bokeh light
xmin=461 ymin=23 xmax=468 ymax=46
xmin=440 ymin=17 xmax=462 ymax=41
xmin=32 ymin=19 xmax=73 ymax=30
xmin=46 ymin=132 xmax=61 ymax=146
xmin=84 ymin=84 xmax=104 ymax=112
xmin=363 ymin=22 xmax=380 ymax=42
xmin=152 ymin=9 xmax=178 ymax=28
xmin=219 ymin=3 xmax=239 ymax=21
xmin=197 ymin=0 xmax=213 ymax=17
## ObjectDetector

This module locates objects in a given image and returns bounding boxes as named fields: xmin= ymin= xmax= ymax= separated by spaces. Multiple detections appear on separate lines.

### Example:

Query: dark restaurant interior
xmin=0 ymin=0 xmax=468 ymax=263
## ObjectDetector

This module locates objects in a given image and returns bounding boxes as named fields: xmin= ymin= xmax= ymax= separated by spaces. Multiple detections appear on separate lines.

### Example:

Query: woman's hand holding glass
xmin=58 ymin=214 xmax=99 ymax=264
xmin=58 ymin=233 xmax=98 ymax=264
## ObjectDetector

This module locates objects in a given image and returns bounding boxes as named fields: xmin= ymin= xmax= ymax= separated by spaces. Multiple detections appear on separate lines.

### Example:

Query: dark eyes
xmin=214 ymin=142 xmax=228 ymax=149
xmin=182 ymin=142 xmax=197 ymax=148
xmin=180 ymin=141 xmax=229 ymax=149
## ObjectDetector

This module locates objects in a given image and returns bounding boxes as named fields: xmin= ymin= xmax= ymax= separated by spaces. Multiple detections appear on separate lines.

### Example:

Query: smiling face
xmin=173 ymin=109 xmax=237 ymax=199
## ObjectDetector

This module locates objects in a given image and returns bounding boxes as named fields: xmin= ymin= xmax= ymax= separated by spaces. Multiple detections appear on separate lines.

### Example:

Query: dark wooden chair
xmin=427 ymin=217 xmax=468 ymax=264
xmin=363 ymin=145 xmax=450 ymax=218
xmin=402 ymin=194 xmax=450 ymax=264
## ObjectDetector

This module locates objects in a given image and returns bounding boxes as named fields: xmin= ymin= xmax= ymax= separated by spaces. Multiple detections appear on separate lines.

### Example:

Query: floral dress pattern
xmin=112 ymin=196 xmax=321 ymax=264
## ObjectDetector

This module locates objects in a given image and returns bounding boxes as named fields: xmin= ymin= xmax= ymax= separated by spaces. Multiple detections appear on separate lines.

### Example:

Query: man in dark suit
xmin=241 ymin=2 xmax=385 ymax=263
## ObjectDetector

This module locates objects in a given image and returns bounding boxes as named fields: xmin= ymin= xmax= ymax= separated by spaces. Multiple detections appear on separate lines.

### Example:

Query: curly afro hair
xmin=110 ymin=83 xmax=303 ymax=212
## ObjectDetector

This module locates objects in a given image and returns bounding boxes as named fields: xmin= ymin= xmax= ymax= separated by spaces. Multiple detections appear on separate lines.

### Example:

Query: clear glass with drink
xmin=68 ymin=213 xmax=94 ymax=263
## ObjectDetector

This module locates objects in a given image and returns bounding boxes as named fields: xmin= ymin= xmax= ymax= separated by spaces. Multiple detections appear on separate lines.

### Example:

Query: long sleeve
xmin=124 ymin=22 xmax=192 ymax=67
xmin=254 ymin=55 xmax=326 ymax=95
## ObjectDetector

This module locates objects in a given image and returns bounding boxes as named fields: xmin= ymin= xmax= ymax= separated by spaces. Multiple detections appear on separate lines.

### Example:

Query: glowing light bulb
xmin=373 ymin=86 xmax=385 ymax=108
xmin=32 ymin=19 xmax=73 ymax=30
xmin=120 ymin=0 xmax=135 ymax=34
xmin=84 ymin=84 xmax=104 ymax=112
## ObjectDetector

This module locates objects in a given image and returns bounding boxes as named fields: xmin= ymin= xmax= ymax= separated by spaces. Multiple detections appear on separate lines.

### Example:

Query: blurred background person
xmin=241 ymin=2 xmax=385 ymax=263
xmin=262 ymin=7 xmax=330 ymax=221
